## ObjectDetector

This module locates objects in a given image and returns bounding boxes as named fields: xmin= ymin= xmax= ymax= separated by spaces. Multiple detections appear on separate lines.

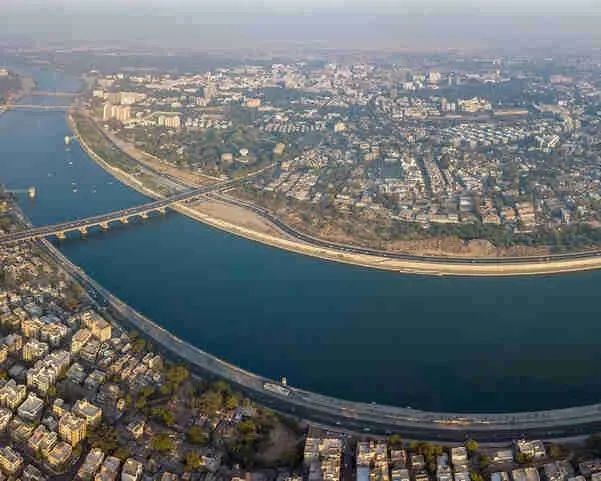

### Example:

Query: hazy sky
xmin=2 ymin=0 xmax=601 ymax=51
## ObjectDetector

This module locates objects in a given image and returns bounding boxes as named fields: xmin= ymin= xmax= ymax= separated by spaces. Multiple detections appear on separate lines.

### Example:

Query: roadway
xmin=10 ymin=199 xmax=601 ymax=443
xmin=36 ymin=229 xmax=601 ymax=443
xmin=209 ymin=192 xmax=601 ymax=266
xmin=0 ymin=167 xmax=270 ymax=245
xmin=77 ymin=112 xmax=601 ymax=268
xmin=12 ymin=185 xmax=599 ymax=443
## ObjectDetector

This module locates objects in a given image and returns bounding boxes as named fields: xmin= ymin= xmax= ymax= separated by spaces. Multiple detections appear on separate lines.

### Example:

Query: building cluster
xmin=87 ymin=54 xmax=601 ymax=235
xmin=0 ymin=232 xmax=167 ymax=479
xmin=302 ymin=434 xmax=601 ymax=481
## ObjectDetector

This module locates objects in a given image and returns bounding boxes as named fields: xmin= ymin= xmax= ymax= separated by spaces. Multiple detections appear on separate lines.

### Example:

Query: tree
xmin=388 ymin=434 xmax=403 ymax=448
xmin=184 ymin=451 xmax=204 ymax=471
xmin=151 ymin=408 xmax=175 ymax=427
xmin=187 ymin=425 xmax=208 ymax=446
xmin=88 ymin=424 xmax=119 ymax=452
xmin=198 ymin=390 xmax=222 ymax=415
xmin=224 ymin=395 xmax=240 ymax=411
xmin=471 ymin=474 xmax=484 ymax=481
xmin=151 ymin=433 xmax=174 ymax=453
xmin=164 ymin=365 xmax=190 ymax=390
xmin=132 ymin=338 xmax=146 ymax=353
xmin=479 ymin=456 xmax=491 ymax=471
xmin=113 ymin=446 xmax=130 ymax=461
xmin=238 ymin=420 xmax=258 ymax=439
xmin=548 ymin=444 xmax=563 ymax=460
xmin=515 ymin=453 xmax=533 ymax=465
xmin=465 ymin=439 xmax=479 ymax=453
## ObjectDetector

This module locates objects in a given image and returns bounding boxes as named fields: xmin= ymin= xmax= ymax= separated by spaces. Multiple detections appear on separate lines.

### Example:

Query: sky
xmin=2 ymin=0 xmax=601 ymax=51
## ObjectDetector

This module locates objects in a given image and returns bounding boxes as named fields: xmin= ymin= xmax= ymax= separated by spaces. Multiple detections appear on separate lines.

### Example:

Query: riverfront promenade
xmin=15 ymin=185 xmax=601 ymax=442
xmin=39 ymin=227 xmax=601 ymax=442
xmin=40 ymin=110 xmax=601 ymax=277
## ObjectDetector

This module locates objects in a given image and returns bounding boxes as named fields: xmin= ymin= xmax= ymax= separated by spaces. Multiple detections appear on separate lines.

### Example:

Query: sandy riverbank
xmin=69 ymin=113 xmax=601 ymax=277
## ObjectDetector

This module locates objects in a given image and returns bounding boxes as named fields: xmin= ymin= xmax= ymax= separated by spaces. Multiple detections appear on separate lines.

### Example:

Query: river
xmin=2 ymin=60 xmax=601 ymax=414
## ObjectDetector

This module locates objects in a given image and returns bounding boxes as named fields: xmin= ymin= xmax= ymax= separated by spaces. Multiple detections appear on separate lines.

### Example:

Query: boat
xmin=72 ymin=188 xmax=78 ymax=193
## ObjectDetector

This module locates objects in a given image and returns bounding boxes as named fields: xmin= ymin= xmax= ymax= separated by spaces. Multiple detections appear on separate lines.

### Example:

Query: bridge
xmin=29 ymin=91 xmax=79 ymax=97
xmin=0 ymin=170 xmax=268 ymax=245
xmin=2 ymin=104 xmax=71 ymax=111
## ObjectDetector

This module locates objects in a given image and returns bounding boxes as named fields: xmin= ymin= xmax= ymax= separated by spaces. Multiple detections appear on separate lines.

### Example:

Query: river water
xmin=2 ymin=61 xmax=601 ymax=414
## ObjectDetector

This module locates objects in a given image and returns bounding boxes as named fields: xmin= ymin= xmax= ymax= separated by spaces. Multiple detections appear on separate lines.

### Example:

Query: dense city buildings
xmin=82 ymin=53 xmax=601 ymax=256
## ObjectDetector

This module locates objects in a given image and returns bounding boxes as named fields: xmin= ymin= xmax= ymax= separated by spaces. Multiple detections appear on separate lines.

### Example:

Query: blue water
xmin=2 ymin=62 xmax=601 ymax=413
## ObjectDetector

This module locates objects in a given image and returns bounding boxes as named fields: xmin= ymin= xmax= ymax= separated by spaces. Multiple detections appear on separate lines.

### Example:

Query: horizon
xmin=2 ymin=0 xmax=601 ymax=52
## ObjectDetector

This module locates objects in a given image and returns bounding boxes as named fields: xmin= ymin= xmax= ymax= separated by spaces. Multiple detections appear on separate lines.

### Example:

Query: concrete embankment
xmin=9 ymin=199 xmax=601 ymax=443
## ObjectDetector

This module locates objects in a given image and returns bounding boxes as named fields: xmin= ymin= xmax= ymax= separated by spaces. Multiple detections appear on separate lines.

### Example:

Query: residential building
xmin=22 ymin=339 xmax=49 ymax=362
xmin=121 ymin=458 xmax=143 ymax=481
xmin=81 ymin=311 xmax=111 ymax=341
xmin=39 ymin=322 xmax=68 ymax=347
xmin=10 ymin=415 xmax=35 ymax=442
xmin=516 ymin=440 xmax=546 ymax=460
xmin=491 ymin=473 xmax=510 ymax=481
xmin=73 ymin=399 xmax=103 ymax=426
xmin=39 ymin=431 xmax=58 ymax=457
xmin=543 ymin=462 xmax=570 ymax=481
xmin=47 ymin=441 xmax=72 ymax=469
xmin=23 ymin=464 xmax=46 ymax=481
xmin=27 ymin=424 xmax=49 ymax=452
xmin=17 ymin=392 xmax=44 ymax=422
xmin=304 ymin=437 xmax=343 ymax=481
xmin=0 ymin=446 xmax=23 ymax=476
xmin=52 ymin=398 xmax=69 ymax=418
xmin=0 ymin=379 xmax=26 ymax=410
xmin=492 ymin=449 xmax=514 ymax=463
xmin=512 ymin=468 xmax=541 ymax=481
xmin=71 ymin=328 xmax=92 ymax=354
xmin=97 ymin=456 xmax=121 ymax=481
xmin=21 ymin=318 xmax=44 ymax=338
xmin=451 ymin=447 xmax=468 ymax=469
xmin=59 ymin=412 xmax=87 ymax=446
xmin=578 ymin=460 xmax=601 ymax=477
xmin=0 ymin=408 xmax=11 ymax=431
xmin=77 ymin=448 xmax=105 ymax=480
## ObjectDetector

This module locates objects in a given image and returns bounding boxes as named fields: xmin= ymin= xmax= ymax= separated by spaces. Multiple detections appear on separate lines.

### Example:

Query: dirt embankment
xmin=278 ymin=210 xmax=549 ymax=258
xmin=99 ymin=125 xmax=219 ymax=187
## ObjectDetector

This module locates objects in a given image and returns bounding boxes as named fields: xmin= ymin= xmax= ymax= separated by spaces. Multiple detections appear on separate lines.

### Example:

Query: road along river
xmin=5 ymin=61 xmax=601 ymax=415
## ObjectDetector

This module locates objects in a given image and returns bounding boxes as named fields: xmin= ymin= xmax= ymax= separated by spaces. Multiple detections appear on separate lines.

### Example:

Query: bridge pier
xmin=100 ymin=222 xmax=109 ymax=230
xmin=56 ymin=232 xmax=66 ymax=240
xmin=120 ymin=217 xmax=129 ymax=225
xmin=78 ymin=227 xmax=87 ymax=236
xmin=140 ymin=212 xmax=149 ymax=220
xmin=157 ymin=207 xmax=167 ymax=215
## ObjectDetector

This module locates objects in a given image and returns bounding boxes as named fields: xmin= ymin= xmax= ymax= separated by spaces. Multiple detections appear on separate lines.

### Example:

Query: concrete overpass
xmin=29 ymin=91 xmax=79 ymax=97
xmin=0 ymin=176 xmax=254 ymax=245
xmin=1 ymin=104 xmax=71 ymax=111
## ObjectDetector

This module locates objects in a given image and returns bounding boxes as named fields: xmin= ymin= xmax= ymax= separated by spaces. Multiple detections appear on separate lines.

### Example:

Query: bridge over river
xmin=1 ymin=104 xmax=71 ymax=111
xmin=0 ymin=179 xmax=241 ymax=244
